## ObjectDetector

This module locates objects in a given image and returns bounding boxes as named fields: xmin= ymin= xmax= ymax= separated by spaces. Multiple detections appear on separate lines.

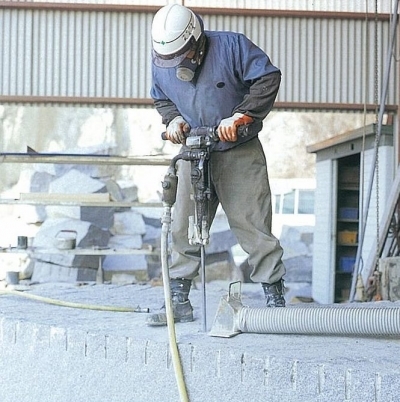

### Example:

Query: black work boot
xmin=262 ymin=279 xmax=286 ymax=307
xmin=146 ymin=278 xmax=194 ymax=326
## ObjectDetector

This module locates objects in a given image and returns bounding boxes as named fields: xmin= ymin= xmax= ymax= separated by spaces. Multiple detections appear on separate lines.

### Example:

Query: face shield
xmin=151 ymin=5 xmax=205 ymax=81
xmin=151 ymin=41 xmax=193 ymax=69
xmin=152 ymin=34 xmax=206 ymax=82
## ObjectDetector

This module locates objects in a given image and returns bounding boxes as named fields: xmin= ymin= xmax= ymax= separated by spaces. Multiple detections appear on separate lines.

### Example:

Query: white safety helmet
xmin=152 ymin=4 xmax=203 ymax=68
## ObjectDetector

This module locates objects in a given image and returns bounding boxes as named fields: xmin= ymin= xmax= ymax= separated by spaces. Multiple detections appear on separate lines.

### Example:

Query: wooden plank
xmin=19 ymin=193 xmax=110 ymax=203
xmin=0 ymin=246 xmax=159 ymax=256
xmin=0 ymin=199 xmax=162 ymax=207
xmin=0 ymin=154 xmax=171 ymax=166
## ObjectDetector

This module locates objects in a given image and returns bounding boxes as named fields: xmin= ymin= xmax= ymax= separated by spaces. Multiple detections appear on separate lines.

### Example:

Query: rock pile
xmin=28 ymin=166 xmax=149 ymax=283
xmin=0 ymin=151 xmax=313 ymax=286
xmin=1 ymin=161 xmax=241 ymax=285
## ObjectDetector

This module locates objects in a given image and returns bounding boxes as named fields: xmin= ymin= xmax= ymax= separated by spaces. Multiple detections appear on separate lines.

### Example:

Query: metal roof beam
xmin=0 ymin=2 xmax=392 ymax=21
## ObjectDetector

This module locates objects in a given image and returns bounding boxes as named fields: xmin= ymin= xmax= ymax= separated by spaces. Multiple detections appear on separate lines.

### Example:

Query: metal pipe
xmin=350 ymin=0 xmax=400 ymax=301
xmin=200 ymin=245 xmax=207 ymax=332
xmin=0 ymin=2 xmax=392 ymax=21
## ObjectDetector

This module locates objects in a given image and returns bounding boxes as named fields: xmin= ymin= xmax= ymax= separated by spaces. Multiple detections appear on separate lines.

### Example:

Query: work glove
xmin=217 ymin=113 xmax=254 ymax=142
xmin=166 ymin=116 xmax=190 ymax=144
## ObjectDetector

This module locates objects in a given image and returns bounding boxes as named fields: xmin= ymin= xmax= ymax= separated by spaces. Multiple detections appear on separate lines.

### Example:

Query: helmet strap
xmin=194 ymin=34 xmax=207 ymax=66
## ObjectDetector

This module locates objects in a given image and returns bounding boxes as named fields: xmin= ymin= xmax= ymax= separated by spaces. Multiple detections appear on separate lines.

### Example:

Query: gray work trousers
xmin=169 ymin=137 xmax=286 ymax=284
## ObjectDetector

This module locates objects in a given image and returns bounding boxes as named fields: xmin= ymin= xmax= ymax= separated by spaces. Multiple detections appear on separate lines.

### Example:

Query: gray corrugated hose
xmin=239 ymin=306 xmax=400 ymax=336
xmin=210 ymin=282 xmax=400 ymax=338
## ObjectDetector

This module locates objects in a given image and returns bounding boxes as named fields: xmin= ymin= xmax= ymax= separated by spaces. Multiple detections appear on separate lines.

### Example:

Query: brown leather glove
xmin=217 ymin=113 xmax=254 ymax=142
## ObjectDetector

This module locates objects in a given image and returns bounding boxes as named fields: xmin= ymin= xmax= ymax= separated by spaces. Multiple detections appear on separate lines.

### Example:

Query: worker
xmin=148 ymin=4 xmax=286 ymax=326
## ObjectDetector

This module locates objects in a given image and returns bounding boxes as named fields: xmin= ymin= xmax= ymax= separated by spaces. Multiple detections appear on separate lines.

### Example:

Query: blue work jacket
xmin=151 ymin=30 xmax=280 ymax=151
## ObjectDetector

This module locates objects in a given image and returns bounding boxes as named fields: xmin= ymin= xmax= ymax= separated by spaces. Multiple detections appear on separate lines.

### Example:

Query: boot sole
xmin=146 ymin=313 xmax=194 ymax=327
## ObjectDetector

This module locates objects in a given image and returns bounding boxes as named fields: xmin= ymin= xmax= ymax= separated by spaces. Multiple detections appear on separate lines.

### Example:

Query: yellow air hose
xmin=0 ymin=289 xmax=149 ymax=313
xmin=161 ymin=205 xmax=189 ymax=402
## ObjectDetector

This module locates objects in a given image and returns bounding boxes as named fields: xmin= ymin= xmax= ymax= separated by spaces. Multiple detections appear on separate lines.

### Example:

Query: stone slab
xmin=0 ymin=281 xmax=399 ymax=402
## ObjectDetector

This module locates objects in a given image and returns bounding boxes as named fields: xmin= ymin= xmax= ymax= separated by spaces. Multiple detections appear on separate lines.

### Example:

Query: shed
xmin=307 ymin=123 xmax=394 ymax=304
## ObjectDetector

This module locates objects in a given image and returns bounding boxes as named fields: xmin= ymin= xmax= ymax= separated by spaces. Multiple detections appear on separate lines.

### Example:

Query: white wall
xmin=312 ymin=159 xmax=336 ymax=304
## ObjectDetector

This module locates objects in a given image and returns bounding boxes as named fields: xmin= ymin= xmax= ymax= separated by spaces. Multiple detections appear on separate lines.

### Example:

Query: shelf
xmin=335 ymin=155 xmax=361 ymax=302
xmin=338 ymin=186 xmax=359 ymax=191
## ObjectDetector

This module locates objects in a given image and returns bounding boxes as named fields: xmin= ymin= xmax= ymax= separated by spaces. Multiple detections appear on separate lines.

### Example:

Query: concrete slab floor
xmin=0 ymin=280 xmax=399 ymax=402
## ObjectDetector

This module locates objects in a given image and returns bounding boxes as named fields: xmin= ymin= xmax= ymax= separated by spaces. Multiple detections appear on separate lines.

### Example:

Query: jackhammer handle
xmin=161 ymin=125 xmax=249 ymax=141
xmin=160 ymin=128 xmax=215 ymax=141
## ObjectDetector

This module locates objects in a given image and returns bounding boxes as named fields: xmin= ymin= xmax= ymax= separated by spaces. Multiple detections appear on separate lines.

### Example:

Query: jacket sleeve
xmin=153 ymin=99 xmax=181 ymax=126
xmin=234 ymin=71 xmax=281 ymax=121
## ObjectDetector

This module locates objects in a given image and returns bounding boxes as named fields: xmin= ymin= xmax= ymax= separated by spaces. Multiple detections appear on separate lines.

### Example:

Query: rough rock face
xmin=102 ymin=211 xmax=148 ymax=283
xmin=31 ymin=218 xmax=111 ymax=283
xmin=34 ymin=219 xmax=110 ymax=263
xmin=6 ymin=165 xmax=242 ymax=285
xmin=0 ymin=156 xmax=315 ymax=286
xmin=239 ymin=225 xmax=313 ymax=285
xmin=279 ymin=225 xmax=313 ymax=283
xmin=4 ymin=108 xmax=372 ymax=285
xmin=44 ymin=169 xmax=116 ymax=228
xmin=0 ymin=105 xmax=375 ymax=202
xmin=28 ymin=169 xmax=148 ymax=283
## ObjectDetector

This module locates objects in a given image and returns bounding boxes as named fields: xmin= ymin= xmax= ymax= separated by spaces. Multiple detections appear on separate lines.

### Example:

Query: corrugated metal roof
xmin=186 ymin=0 xmax=394 ymax=13
xmin=1 ymin=0 xmax=394 ymax=14
xmin=0 ymin=8 xmax=154 ymax=100
xmin=0 ymin=4 xmax=397 ymax=110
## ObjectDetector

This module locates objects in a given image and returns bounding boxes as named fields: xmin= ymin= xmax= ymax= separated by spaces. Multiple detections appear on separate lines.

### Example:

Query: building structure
xmin=0 ymin=1 xmax=397 ymax=113
xmin=307 ymin=123 xmax=394 ymax=303
xmin=0 ymin=0 xmax=399 ymax=300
